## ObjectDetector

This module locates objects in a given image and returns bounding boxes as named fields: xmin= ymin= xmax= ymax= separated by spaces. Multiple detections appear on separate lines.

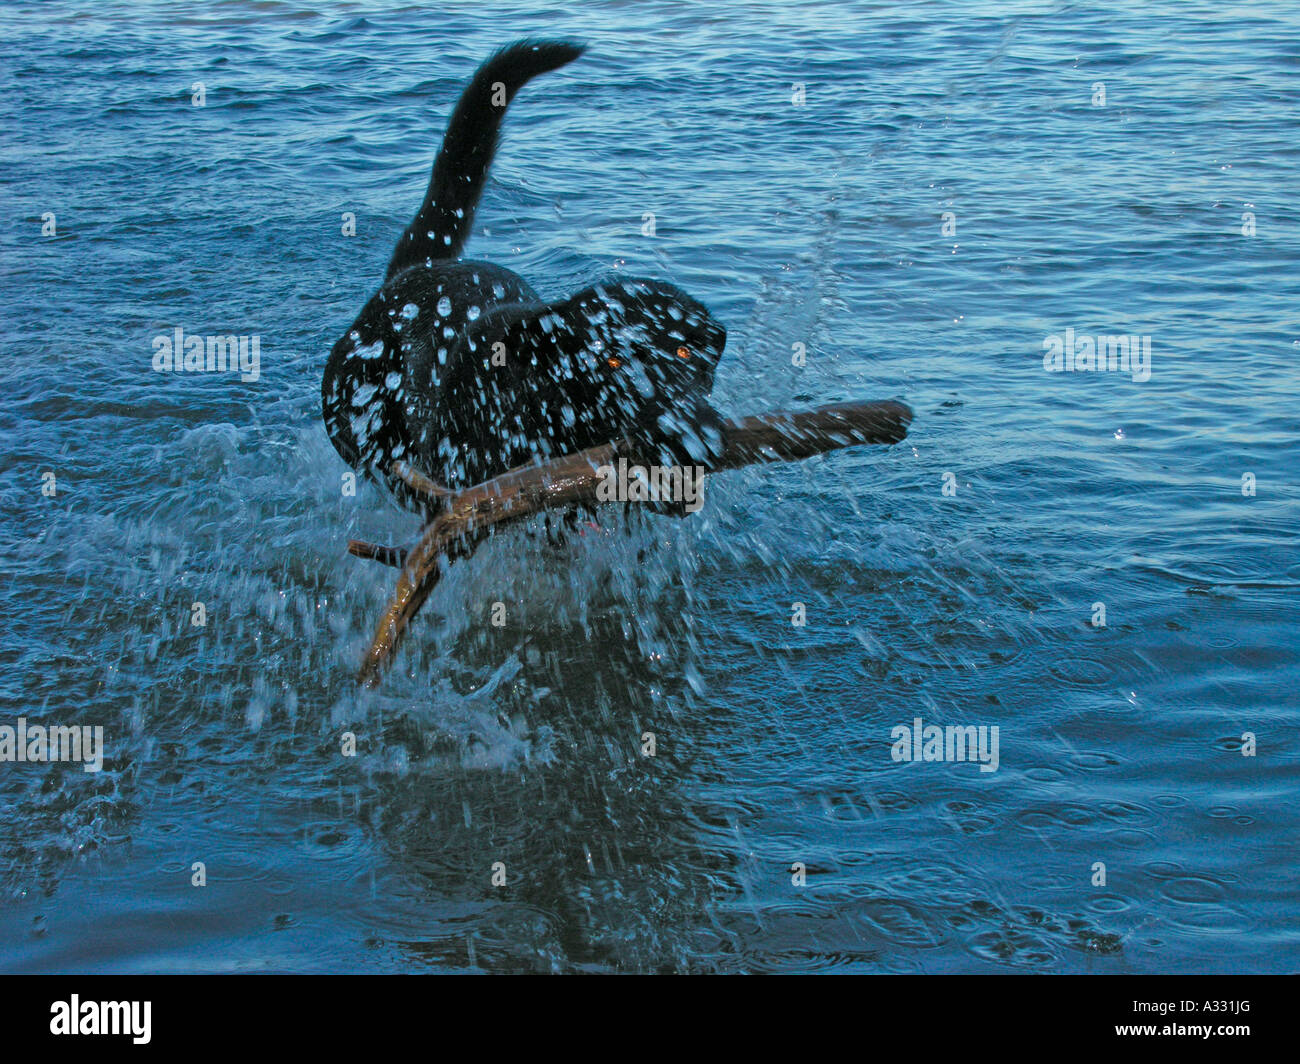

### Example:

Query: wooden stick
xmin=354 ymin=398 xmax=912 ymax=687
xmin=347 ymin=539 xmax=409 ymax=568
xmin=391 ymin=461 xmax=453 ymax=505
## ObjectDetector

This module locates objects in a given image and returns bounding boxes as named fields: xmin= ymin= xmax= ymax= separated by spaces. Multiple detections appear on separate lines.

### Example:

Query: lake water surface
xmin=1 ymin=0 xmax=1297 ymax=972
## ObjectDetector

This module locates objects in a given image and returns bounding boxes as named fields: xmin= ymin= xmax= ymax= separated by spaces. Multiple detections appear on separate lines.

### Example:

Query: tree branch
xmin=351 ymin=398 xmax=912 ymax=687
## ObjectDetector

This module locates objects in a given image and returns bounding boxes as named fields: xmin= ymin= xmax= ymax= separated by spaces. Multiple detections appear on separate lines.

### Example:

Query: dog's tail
xmin=384 ymin=39 xmax=585 ymax=279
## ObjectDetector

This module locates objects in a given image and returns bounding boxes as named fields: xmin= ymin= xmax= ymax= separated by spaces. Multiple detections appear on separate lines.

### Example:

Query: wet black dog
xmin=322 ymin=41 xmax=727 ymax=510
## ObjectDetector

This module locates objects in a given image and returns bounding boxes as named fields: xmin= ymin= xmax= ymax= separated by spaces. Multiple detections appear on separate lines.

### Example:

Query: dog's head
xmin=422 ymin=277 xmax=728 ymax=486
xmin=563 ymin=278 xmax=725 ymax=399
xmin=554 ymin=278 xmax=727 ymax=469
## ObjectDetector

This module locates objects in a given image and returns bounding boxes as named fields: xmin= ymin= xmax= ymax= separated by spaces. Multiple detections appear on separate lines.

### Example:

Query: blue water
xmin=2 ymin=0 xmax=1297 ymax=973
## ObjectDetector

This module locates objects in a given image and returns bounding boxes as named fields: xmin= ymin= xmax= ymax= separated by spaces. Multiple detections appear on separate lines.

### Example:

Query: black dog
xmin=322 ymin=40 xmax=727 ymax=511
